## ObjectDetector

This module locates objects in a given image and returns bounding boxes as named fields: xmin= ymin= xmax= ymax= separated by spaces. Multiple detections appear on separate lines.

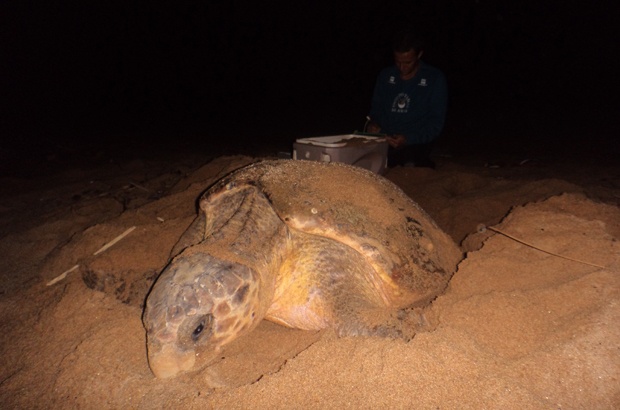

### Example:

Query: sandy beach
xmin=1 ymin=151 xmax=618 ymax=409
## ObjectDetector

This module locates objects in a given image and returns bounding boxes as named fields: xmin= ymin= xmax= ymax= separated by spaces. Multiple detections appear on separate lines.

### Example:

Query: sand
xmin=1 ymin=154 xmax=618 ymax=409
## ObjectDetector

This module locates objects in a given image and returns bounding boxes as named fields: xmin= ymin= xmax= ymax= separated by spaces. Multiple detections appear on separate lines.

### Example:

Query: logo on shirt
xmin=391 ymin=93 xmax=410 ymax=113
xmin=418 ymin=78 xmax=427 ymax=86
xmin=388 ymin=76 xmax=396 ymax=84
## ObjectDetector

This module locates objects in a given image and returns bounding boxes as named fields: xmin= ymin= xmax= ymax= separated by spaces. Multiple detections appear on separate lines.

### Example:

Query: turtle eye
xmin=192 ymin=323 xmax=204 ymax=341
xmin=190 ymin=315 xmax=212 ymax=342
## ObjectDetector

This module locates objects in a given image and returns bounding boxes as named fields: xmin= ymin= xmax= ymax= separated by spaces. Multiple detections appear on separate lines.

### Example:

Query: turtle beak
xmin=147 ymin=340 xmax=196 ymax=379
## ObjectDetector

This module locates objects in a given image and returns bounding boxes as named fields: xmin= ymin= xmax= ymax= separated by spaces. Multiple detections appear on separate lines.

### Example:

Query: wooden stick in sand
xmin=46 ymin=264 xmax=80 ymax=286
xmin=93 ymin=226 xmax=136 ymax=255
xmin=47 ymin=226 xmax=137 ymax=286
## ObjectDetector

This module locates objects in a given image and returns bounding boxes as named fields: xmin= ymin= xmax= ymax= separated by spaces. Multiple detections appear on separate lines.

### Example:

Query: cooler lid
xmin=295 ymin=134 xmax=386 ymax=148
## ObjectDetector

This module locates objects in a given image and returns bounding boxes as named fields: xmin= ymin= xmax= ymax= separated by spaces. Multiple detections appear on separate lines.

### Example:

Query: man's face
xmin=394 ymin=49 xmax=422 ymax=80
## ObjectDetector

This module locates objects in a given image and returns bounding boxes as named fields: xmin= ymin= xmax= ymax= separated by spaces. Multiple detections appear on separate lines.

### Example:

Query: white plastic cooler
xmin=293 ymin=134 xmax=388 ymax=174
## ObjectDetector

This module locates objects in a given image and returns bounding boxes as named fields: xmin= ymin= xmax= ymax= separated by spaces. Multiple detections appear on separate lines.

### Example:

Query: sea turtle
xmin=143 ymin=160 xmax=462 ymax=378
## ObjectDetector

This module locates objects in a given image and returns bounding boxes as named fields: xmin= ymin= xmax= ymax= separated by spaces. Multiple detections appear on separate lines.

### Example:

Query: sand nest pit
xmin=0 ymin=155 xmax=619 ymax=408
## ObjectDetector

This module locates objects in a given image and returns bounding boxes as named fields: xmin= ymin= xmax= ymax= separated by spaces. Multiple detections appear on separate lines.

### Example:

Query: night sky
xmin=2 ymin=1 xmax=619 ymax=171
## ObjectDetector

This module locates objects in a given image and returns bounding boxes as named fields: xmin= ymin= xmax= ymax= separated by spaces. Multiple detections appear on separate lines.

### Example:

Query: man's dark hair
xmin=392 ymin=29 xmax=424 ymax=53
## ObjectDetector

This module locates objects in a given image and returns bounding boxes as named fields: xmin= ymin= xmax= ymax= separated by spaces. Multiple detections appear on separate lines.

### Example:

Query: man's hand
xmin=386 ymin=134 xmax=407 ymax=148
xmin=366 ymin=121 xmax=381 ymax=134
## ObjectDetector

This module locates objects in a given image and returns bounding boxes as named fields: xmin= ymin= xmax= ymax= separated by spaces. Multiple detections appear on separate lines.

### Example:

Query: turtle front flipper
xmin=169 ymin=211 xmax=206 ymax=259
xmin=266 ymin=231 xmax=420 ymax=338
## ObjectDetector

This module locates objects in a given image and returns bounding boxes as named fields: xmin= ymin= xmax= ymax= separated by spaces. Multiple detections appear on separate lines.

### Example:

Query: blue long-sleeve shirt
xmin=369 ymin=61 xmax=447 ymax=145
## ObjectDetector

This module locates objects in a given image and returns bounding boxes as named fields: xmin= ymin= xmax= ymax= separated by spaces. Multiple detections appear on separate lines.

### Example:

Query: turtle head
xmin=143 ymin=252 xmax=263 ymax=378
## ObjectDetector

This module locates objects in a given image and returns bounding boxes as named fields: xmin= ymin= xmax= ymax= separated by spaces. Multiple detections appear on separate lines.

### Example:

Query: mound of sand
xmin=1 ymin=155 xmax=618 ymax=408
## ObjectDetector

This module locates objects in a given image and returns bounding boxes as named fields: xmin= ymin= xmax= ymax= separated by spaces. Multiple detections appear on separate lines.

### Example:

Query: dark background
xmin=2 ymin=0 xmax=619 ymax=173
